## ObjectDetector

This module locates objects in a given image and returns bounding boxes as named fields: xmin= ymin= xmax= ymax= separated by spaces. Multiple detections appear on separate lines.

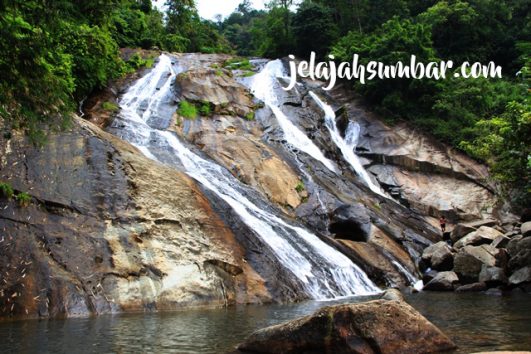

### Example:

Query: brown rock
xmin=422 ymin=241 xmax=454 ymax=271
xmin=454 ymin=226 xmax=503 ymax=248
xmin=0 ymin=117 xmax=274 ymax=319
xmin=455 ymin=282 xmax=487 ymax=292
xmin=491 ymin=235 xmax=510 ymax=249
xmin=478 ymin=265 xmax=508 ymax=286
xmin=509 ymin=267 xmax=531 ymax=285
xmin=424 ymin=271 xmax=459 ymax=291
xmin=237 ymin=300 xmax=456 ymax=354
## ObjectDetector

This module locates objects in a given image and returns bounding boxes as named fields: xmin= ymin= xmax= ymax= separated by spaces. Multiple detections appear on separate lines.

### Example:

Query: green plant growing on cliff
xmin=224 ymin=58 xmax=253 ymax=71
xmin=15 ymin=192 xmax=31 ymax=207
xmin=295 ymin=180 xmax=305 ymax=193
xmin=199 ymin=101 xmax=212 ymax=116
xmin=178 ymin=101 xmax=198 ymax=120
xmin=244 ymin=111 xmax=255 ymax=121
xmin=101 ymin=101 xmax=120 ymax=112
xmin=0 ymin=182 xmax=14 ymax=199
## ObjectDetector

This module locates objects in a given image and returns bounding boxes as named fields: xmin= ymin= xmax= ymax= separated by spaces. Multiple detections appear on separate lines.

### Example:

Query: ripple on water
xmin=0 ymin=293 xmax=530 ymax=354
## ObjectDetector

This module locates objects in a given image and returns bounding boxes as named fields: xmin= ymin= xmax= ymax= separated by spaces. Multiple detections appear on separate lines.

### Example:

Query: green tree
xmin=292 ymin=1 xmax=339 ymax=58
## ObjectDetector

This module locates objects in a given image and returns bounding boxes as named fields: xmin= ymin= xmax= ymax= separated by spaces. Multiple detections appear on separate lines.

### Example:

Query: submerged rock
xmin=236 ymin=300 xmax=456 ymax=354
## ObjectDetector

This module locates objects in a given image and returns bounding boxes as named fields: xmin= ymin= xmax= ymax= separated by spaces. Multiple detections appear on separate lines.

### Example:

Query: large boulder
xmin=424 ymin=271 xmax=460 ymax=291
xmin=521 ymin=221 xmax=531 ymax=237
xmin=422 ymin=242 xmax=454 ymax=271
xmin=174 ymin=66 xmax=255 ymax=118
xmin=454 ymin=226 xmax=503 ymax=248
xmin=478 ymin=265 xmax=508 ymax=286
xmin=508 ymin=237 xmax=531 ymax=271
xmin=508 ymin=267 xmax=531 ymax=285
xmin=450 ymin=224 xmax=477 ymax=243
xmin=450 ymin=219 xmax=498 ymax=243
xmin=454 ymin=245 xmax=507 ymax=283
xmin=237 ymin=300 xmax=456 ymax=354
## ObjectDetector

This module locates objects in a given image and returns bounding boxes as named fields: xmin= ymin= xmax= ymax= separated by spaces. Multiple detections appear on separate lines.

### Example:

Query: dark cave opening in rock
xmin=329 ymin=221 xmax=368 ymax=242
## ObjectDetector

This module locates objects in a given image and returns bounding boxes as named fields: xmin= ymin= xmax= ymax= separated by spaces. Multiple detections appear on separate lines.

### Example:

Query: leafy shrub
xmin=178 ymin=101 xmax=198 ymax=120
xmin=224 ymin=58 xmax=253 ymax=71
xmin=295 ymin=181 xmax=305 ymax=193
xmin=244 ymin=111 xmax=255 ymax=121
xmin=199 ymin=102 xmax=212 ymax=116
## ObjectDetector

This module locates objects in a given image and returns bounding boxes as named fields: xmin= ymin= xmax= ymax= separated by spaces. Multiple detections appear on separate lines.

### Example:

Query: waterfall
xmin=309 ymin=92 xmax=388 ymax=198
xmin=110 ymin=54 xmax=380 ymax=299
xmin=248 ymin=60 xmax=337 ymax=173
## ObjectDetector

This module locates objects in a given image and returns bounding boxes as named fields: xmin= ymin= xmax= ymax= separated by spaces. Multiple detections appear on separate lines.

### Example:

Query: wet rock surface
xmin=1 ymin=53 xmax=518 ymax=319
xmin=0 ymin=118 xmax=273 ymax=319
xmin=236 ymin=299 xmax=456 ymax=354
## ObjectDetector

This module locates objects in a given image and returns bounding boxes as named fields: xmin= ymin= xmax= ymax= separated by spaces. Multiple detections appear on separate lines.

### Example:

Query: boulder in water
xmin=236 ymin=300 xmax=456 ymax=354
xmin=455 ymin=282 xmax=487 ymax=292
xmin=508 ymin=237 xmax=531 ymax=271
xmin=478 ymin=265 xmax=508 ymax=286
xmin=509 ymin=266 xmax=531 ymax=285
xmin=424 ymin=271 xmax=460 ymax=291
xmin=422 ymin=241 xmax=454 ymax=271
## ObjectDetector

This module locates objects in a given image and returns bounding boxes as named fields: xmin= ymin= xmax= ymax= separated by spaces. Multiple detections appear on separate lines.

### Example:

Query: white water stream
xmin=111 ymin=54 xmax=380 ymax=299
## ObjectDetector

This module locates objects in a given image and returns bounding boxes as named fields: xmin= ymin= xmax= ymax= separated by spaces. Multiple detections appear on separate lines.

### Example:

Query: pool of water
xmin=1 ymin=292 xmax=530 ymax=353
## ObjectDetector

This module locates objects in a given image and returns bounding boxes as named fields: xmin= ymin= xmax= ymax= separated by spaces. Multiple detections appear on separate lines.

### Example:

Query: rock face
xmin=0 ymin=118 xmax=275 ymax=319
xmin=329 ymin=90 xmax=497 ymax=222
xmin=237 ymin=300 xmax=456 ymax=354
xmin=178 ymin=117 xmax=303 ymax=211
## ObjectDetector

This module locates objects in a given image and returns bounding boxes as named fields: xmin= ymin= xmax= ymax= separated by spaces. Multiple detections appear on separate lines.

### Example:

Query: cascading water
xmin=110 ymin=54 xmax=380 ymax=299
xmin=309 ymin=92 xmax=388 ymax=198
xmin=248 ymin=60 xmax=337 ymax=173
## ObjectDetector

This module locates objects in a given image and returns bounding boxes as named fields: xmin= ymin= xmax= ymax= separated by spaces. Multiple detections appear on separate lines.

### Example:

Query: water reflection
xmin=1 ymin=293 xmax=530 ymax=353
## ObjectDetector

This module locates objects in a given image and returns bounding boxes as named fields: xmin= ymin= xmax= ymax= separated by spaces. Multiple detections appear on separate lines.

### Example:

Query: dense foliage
xmin=0 ymin=0 xmax=230 ymax=143
xmin=1 ymin=0 xmax=529 ymax=205
xmin=218 ymin=0 xmax=529 ymax=206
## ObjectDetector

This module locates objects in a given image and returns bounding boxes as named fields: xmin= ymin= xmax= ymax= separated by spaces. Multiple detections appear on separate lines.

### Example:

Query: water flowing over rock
xmin=236 ymin=300 xmax=456 ymax=354
xmin=1 ymin=52 xmax=504 ymax=318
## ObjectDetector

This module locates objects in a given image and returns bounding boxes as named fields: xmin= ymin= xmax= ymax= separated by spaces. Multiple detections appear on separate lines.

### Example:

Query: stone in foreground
xmin=237 ymin=300 xmax=456 ymax=354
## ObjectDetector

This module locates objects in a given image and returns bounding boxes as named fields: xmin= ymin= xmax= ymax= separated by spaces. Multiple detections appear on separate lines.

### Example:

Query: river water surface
xmin=1 ymin=292 xmax=530 ymax=353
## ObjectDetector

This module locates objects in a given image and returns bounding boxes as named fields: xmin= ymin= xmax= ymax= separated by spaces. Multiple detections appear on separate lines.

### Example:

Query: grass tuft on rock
xmin=0 ymin=182 xmax=14 ymax=199
xmin=178 ymin=101 xmax=198 ymax=120
xmin=101 ymin=101 xmax=119 ymax=112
